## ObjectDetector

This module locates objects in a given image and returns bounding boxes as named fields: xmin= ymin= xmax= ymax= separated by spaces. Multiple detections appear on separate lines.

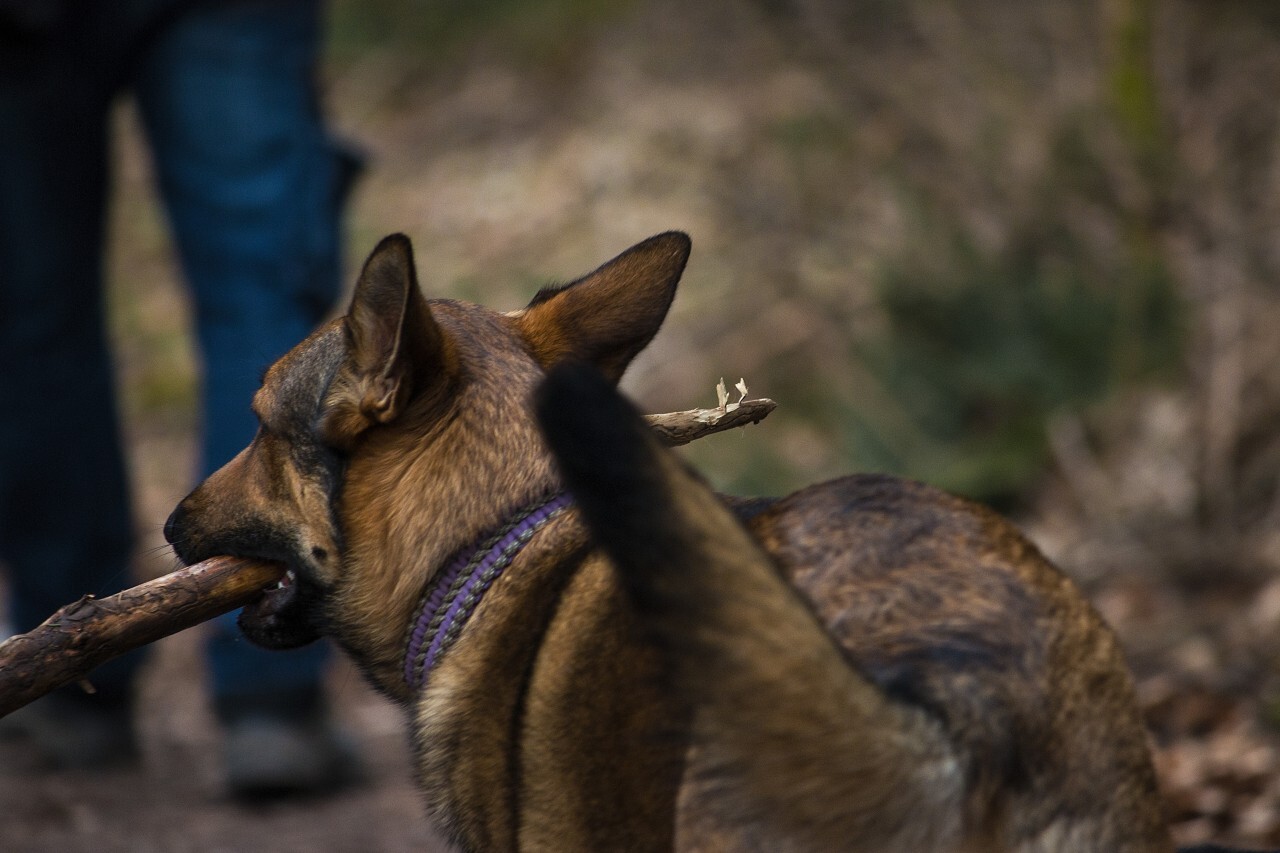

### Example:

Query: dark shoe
xmin=1 ymin=688 xmax=138 ymax=769
xmin=218 ymin=689 xmax=360 ymax=799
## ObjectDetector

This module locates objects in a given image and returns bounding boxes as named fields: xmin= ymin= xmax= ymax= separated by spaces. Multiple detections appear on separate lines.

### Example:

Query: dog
xmin=167 ymin=231 xmax=1177 ymax=851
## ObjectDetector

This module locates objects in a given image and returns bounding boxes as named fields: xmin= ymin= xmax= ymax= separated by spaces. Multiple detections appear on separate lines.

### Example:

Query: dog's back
xmin=538 ymin=364 xmax=1171 ymax=852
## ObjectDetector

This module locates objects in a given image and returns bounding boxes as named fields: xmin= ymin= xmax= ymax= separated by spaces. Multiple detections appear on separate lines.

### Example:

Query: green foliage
xmin=835 ymin=0 xmax=1184 ymax=510
xmin=850 ymin=219 xmax=1183 ymax=509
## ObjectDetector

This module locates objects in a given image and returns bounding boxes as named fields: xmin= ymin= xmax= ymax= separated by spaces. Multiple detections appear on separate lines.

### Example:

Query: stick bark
xmin=0 ymin=400 xmax=775 ymax=717
xmin=646 ymin=397 xmax=777 ymax=446
xmin=0 ymin=557 xmax=283 ymax=717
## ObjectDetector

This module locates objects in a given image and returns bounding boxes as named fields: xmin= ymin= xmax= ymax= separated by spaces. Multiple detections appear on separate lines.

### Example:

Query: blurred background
xmin=7 ymin=0 xmax=1280 ymax=848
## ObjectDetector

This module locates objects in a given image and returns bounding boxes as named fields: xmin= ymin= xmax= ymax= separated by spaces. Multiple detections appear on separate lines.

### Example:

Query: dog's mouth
xmin=238 ymin=565 xmax=325 ymax=649
xmin=251 ymin=567 xmax=300 ymax=617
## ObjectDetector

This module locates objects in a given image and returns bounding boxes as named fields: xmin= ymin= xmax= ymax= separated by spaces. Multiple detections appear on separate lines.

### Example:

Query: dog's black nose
xmin=163 ymin=506 xmax=181 ymax=546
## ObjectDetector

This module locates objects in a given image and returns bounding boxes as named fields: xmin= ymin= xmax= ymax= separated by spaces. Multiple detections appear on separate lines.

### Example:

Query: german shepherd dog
xmin=167 ymin=232 xmax=1179 ymax=851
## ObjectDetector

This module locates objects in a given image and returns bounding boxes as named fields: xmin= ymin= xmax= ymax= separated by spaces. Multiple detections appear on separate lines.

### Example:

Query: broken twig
xmin=646 ymin=397 xmax=777 ymax=446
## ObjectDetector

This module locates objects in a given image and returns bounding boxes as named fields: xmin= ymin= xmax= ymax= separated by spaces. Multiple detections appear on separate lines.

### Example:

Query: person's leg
xmin=135 ymin=0 xmax=353 ymax=472
xmin=133 ymin=0 xmax=359 ymax=793
xmin=0 ymin=6 xmax=145 ymax=766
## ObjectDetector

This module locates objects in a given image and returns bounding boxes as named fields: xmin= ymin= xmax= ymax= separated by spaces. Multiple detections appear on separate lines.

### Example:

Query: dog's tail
xmin=535 ymin=364 xmax=964 ymax=852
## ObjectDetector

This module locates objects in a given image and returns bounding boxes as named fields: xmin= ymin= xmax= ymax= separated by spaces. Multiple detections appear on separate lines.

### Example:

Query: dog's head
xmin=165 ymin=232 xmax=689 ymax=689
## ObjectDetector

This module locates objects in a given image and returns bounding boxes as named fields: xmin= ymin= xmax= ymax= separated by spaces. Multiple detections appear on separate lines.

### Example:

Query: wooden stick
xmin=647 ymin=397 xmax=777 ymax=446
xmin=0 ymin=557 xmax=284 ymax=717
xmin=0 ymin=400 xmax=776 ymax=717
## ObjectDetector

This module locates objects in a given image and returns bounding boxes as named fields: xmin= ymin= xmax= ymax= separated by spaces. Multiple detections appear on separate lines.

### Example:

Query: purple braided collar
xmin=403 ymin=492 xmax=574 ymax=690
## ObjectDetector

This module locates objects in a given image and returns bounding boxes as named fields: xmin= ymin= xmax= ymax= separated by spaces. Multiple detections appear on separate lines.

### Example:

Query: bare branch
xmin=0 ymin=399 xmax=778 ymax=717
xmin=647 ymin=397 xmax=777 ymax=446
xmin=0 ymin=557 xmax=284 ymax=717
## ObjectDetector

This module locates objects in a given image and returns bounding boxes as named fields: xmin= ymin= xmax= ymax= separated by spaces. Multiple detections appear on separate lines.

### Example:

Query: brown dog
xmin=167 ymin=232 xmax=1175 ymax=851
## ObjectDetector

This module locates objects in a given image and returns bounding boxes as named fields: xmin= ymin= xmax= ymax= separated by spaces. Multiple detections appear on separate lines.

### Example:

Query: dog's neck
xmin=402 ymin=491 xmax=575 ymax=690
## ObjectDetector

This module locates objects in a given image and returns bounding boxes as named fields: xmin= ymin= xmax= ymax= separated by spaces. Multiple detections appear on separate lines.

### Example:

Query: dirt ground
xmin=0 ymin=632 xmax=452 ymax=853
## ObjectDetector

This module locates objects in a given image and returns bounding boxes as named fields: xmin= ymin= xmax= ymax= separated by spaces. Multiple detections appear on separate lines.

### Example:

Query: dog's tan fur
xmin=167 ymin=232 xmax=1174 ymax=851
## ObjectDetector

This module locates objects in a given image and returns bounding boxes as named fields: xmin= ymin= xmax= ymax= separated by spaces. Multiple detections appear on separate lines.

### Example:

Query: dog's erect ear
xmin=323 ymin=234 xmax=448 ymax=446
xmin=515 ymin=231 xmax=690 ymax=382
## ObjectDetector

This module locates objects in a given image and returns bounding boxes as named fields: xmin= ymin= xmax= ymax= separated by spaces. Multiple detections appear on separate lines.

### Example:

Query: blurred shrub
xmin=850 ymin=214 xmax=1182 ymax=509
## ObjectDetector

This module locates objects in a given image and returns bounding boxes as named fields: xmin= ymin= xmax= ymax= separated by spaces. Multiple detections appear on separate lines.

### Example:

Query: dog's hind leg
xmin=535 ymin=364 xmax=968 ymax=853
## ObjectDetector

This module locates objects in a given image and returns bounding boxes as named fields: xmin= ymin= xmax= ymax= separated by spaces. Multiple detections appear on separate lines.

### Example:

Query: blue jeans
xmin=0 ymin=0 xmax=356 ymax=707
